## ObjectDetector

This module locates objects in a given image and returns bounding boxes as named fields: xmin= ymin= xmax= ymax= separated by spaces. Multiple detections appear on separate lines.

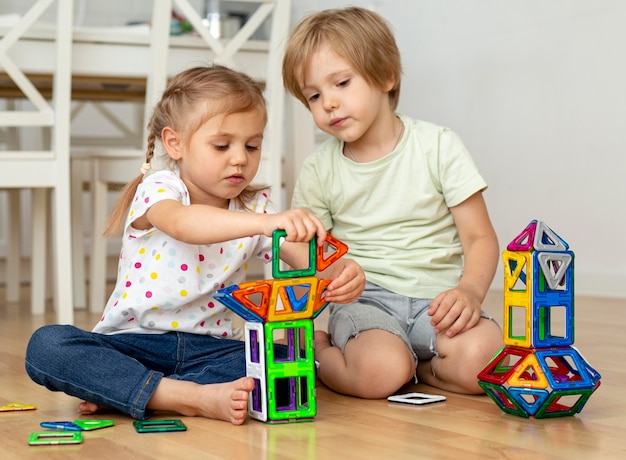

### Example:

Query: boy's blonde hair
xmin=104 ymin=64 xmax=268 ymax=236
xmin=282 ymin=7 xmax=402 ymax=110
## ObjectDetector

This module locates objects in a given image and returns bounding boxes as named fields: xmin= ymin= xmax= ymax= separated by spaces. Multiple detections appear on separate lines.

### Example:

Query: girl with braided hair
xmin=25 ymin=64 xmax=364 ymax=425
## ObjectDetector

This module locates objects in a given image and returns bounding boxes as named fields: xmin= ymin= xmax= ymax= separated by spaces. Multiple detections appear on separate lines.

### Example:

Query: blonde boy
xmin=282 ymin=7 xmax=503 ymax=397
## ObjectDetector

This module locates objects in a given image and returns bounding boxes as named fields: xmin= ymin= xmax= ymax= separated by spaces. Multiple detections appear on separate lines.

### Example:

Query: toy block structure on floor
xmin=478 ymin=220 xmax=601 ymax=418
xmin=214 ymin=231 xmax=348 ymax=423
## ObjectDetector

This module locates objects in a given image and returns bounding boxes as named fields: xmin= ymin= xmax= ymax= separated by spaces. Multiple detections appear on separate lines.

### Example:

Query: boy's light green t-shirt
xmin=291 ymin=115 xmax=487 ymax=299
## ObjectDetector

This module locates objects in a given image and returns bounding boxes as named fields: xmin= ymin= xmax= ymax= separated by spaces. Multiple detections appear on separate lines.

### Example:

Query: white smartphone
xmin=387 ymin=392 xmax=446 ymax=405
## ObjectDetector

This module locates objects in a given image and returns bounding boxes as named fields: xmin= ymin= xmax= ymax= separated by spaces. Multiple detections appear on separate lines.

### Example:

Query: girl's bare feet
xmin=77 ymin=401 xmax=100 ymax=415
xmin=147 ymin=376 xmax=255 ymax=426
xmin=194 ymin=377 xmax=255 ymax=425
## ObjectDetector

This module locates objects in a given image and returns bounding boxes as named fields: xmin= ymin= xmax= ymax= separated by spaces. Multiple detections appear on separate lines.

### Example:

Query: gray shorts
xmin=327 ymin=281 xmax=494 ymax=361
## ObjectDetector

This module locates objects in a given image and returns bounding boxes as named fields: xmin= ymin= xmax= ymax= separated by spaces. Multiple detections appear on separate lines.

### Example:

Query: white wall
xmin=292 ymin=0 xmax=626 ymax=298
xmin=2 ymin=1 xmax=624 ymax=298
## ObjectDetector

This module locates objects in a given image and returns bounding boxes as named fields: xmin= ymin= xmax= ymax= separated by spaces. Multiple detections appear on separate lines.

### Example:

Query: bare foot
xmin=77 ymin=401 xmax=99 ymax=415
xmin=195 ymin=377 xmax=255 ymax=425
xmin=77 ymin=401 xmax=114 ymax=415
xmin=147 ymin=376 xmax=256 ymax=426
xmin=314 ymin=330 xmax=332 ymax=352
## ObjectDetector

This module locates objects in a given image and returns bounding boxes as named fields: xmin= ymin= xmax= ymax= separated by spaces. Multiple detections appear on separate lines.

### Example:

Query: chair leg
xmin=70 ymin=159 xmax=87 ymax=308
xmin=6 ymin=190 xmax=22 ymax=302
xmin=50 ymin=186 xmax=75 ymax=325
xmin=89 ymin=173 xmax=108 ymax=313
xmin=30 ymin=188 xmax=47 ymax=315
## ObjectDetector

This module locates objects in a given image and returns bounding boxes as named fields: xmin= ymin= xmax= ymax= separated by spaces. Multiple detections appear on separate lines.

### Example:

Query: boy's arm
xmin=428 ymin=192 xmax=499 ymax=337
xmin=279 ymin=240 xmax=366 ymax=304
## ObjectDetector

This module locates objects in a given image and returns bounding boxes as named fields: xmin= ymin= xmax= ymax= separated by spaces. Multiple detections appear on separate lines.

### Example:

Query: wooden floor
xmin=1 ymin=285 xmax=625 ymax=459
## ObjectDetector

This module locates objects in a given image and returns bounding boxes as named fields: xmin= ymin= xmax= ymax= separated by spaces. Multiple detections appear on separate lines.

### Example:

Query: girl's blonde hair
xmin=104 ymin=64 xmax=268 ymax=236
xmin=282 ymin=7 xmax=402 ymax=110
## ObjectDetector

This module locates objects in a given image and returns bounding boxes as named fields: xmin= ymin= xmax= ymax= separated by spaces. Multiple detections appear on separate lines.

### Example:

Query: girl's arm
xmin=428 ymin=191 xmax=499 ymax=337
xmin=136 ymin=199 xmax=327 ymax=245
xmin=140 ymin=198 xmax=365 ymax=303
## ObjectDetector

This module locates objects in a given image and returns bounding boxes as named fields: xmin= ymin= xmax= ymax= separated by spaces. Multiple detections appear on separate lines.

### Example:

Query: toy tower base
xmin=245 ymin=320 xmax=316 ymax=423
xmin=478 ymin=345 xmax=600 ymax=418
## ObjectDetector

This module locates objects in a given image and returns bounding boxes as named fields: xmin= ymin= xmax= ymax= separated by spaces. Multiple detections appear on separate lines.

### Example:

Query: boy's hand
xmin=319 ymin=258 xmax=365 ymax=304
xmin=428 ymin=287 xmax=483 ymax=338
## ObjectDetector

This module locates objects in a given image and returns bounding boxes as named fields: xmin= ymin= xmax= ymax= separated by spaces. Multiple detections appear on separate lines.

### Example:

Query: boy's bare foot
xmin=314 ymin=330 xmax=332 ymax=352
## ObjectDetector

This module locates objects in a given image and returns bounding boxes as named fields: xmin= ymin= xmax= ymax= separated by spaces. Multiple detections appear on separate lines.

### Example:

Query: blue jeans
xmin=25 ymin=325 xmax=251 ymax=420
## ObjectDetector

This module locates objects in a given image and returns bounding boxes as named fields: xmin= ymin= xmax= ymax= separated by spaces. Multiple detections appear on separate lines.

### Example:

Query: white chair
xmin=69 ymin=1 xmax=171 ymax=311
xmin=72 ymin=0 xmax=171 ymax=312
xmin=0 ymin=0 xmax=74 ymax=323
xmin=0 ymin=104 xmax=21 ymax=303
xmin=73 ymin=0 xmax=291 ymax=312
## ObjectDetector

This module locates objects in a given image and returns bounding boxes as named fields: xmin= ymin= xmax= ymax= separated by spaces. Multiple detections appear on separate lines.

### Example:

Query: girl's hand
xmin=265 ymin=208 xmax=327 ymax=245
xmin=319 ymin=258 xmax=366 ymax=304
xmin=428 ymin=287 xmax=483 ymax=338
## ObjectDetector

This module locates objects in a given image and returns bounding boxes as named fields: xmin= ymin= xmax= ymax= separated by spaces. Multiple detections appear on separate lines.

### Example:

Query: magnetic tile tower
xmin=214 ymin=230 xmax=348 ymax=423
xmin=478 ymin=220 xmax=601 ymax=418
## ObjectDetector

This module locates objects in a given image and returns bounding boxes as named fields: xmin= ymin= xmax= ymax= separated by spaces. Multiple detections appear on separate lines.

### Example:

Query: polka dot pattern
xmin=92 ymin=170 xmax=274 ymax=339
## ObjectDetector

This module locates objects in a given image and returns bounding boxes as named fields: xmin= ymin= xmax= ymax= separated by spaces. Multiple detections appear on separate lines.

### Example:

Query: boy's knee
xmin=352 ymin=351 xmax=415 ymax=399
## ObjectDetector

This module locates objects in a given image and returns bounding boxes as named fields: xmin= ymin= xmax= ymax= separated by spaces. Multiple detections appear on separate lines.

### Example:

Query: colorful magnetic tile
xmin=214 ymin=284 xmax=265 ymax=322
xmin=40 ymin=421 xmax=82 ymax=431
xmin=28 ymin=431 xmax=83 ymax=446
xmin=502 ymin=250 xmax=531 ymax=293
xmin=272 ymin=229 xmax=316 ymax=278
xmin=503 ymin=301 xmax=532 ymax=348
xmin=245 ymin=322 xmax=268 ymax=422
xmin=508 ymin=387 xmax=550 ymax=416
xmin=73 ymin=419 xmax=115 ymax=431
xmin=532 ymin=221 xmax=568 ymax=251
xmin=534 ymin=388 xmax=594 ymax=419
xmin=0 ymin=402 xmax=36 ymax=412
xmin=478 ymin=381 xmax=529 ymax=418
xmin=312 ymin=278 xmax=331 ymax=319
xmin=268 ymin=277 xmax=318 ymax=321
xmin=232 ymin=281 xmax=273 ymax=319
xmin=506 ymin=353 xmax=550 ymax=389
xmin=388 ymin=392 xmax=446 ymax=405
xmin=133 ymin=419 xmax=187 ymax=433
xmin=506 ymin=220 xmax=568 ymax=252
xmin=506 ymin=220 xmax=538 ymax=251
xmin=264 ymin=320 xmax=314 ymax=365
xmin=267 ymin=372 xmax=316 ymax=422
xmin=532 ymin=302 xmax=574 ymax=347
xmin=316 ymin=234 xmax=349 ymax=271
xmin=535 ymin=251 xmax=573 ymax=292
xmin=535 ymin=348 xmax=600 ymax=390
xmin=282 ymin=284 xmax=311 ymax=312
xmin=478 ymin=347 xmax=530 ymax=385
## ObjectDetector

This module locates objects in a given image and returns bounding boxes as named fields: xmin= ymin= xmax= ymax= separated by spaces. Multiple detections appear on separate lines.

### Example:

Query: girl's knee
xmin=27 ymin=325 xmax=57 ymax=353
xmin=26 ymin=325 xmax=79 ymax=366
